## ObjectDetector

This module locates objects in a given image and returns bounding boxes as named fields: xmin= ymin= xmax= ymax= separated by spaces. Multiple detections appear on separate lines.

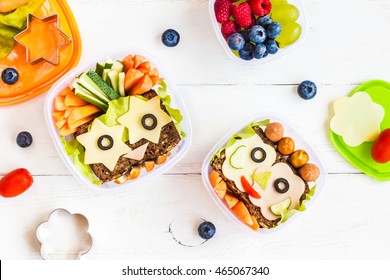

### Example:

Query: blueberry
xmin=16 ymin=131 xmax=33 ymax=148
xmin=267 ymin=22 xmax=282 ymax=39
xmin=256 ymin=15 xmax=272 ymax=28
xmin=239 ymin=29 xmax=250 ymax=42
xmin=262 ymin=51 xmax=269 ymax=58
xmin=161 ymin=29 xmax=180 ymax=47
xmin=1 ymin=68 xmax=19 ymax=85
xmin=298 ymin=80 xmax=317 ymax=100
xmin=248 ymin=25 xmax=267 ymax=44
xmin=198 ymin=221 xmax=216 ymax=240
xmin=252 ymin=43 xmax=267 ymax=59
xmin=227 ymin=33 xmax=245 ymax=51
xmin=265 ymin=40 xmax=278 ymax=54
xmin=239 ymin=43 xmax=254 ymax=60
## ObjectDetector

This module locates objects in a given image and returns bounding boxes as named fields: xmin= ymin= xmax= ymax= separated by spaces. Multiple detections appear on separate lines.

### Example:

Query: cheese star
xmin=117 ymin=96 xmax=172 ymax=144
xmin=76 ymin=119 xmax=131 ymax=171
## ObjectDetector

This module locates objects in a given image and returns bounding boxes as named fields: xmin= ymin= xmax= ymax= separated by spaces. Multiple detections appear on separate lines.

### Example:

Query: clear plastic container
xmin=201 ymin=113 xmax=326 ymax=236
xmin=44 ymin=49 xmax=192 ymax=193
xmin=209 ymin=0 xmax=307 ymax=65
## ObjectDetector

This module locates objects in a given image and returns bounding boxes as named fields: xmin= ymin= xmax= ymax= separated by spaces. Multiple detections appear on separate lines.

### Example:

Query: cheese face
xmin=123 ymin=143 xmax=149 ymax=160
xmin=76 ymin=119 xmax=131 ymax=171
xmin=330 ymin=91 xmax=385 ymax=147
xmin=222 ymin=134 xmax=276 ymax=192
xmin=250 ymin=163 xmax=306 ymax=221
xmin=117 ymin=96 xmax=172 ymax=144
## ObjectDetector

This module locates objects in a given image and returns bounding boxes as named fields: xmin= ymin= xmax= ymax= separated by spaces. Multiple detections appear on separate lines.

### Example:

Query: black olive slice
xmin=97 ymin=135 xmax=114 ymax=151
xmin=141 ymin=114 xmax=158 ymax=130
xmin=251 ymin=147 xmax=266 ymax=163
xmin=274 ymin=178 xmax=289 ymax=193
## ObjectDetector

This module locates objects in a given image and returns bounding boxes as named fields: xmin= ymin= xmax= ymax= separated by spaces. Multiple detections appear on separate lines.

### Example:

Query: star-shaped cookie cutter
xmin=14 ymin=14 xmax=71 ymax=65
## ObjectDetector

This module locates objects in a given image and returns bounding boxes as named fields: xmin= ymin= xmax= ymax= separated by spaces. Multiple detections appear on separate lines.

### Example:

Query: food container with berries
xmin=210 ymin=0 xmax=307 ymax=64
xmin=201 ymin=113 xmax=326 ymax=235
xmin=44 ymin=50 xmax=192 ymax=192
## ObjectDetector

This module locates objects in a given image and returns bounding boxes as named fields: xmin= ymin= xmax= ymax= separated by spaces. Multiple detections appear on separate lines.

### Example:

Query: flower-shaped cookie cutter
xmin=36 ymin=208 xmax=93 ymax=260
xmin=14 ymin=14 xmax=71 ymax=65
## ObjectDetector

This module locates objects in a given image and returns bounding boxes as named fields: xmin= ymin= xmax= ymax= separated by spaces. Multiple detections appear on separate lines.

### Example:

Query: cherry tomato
xmin=372 ymin=129 xmax=390 ymax=164
xmin=0 ymin=168 xmax=34 ymax=198
xmin=240 ymin=176 xmax=261 ymax=199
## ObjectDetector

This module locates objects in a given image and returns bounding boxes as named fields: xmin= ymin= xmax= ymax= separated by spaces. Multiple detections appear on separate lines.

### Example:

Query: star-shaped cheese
xmin=14 ymin=14 xmax=71 ymax=65
xmin=76 ymin=119 xmax=131 ymax=171
xmin=117 ymin=96 xmax=172 ymax=144
xmin=124 ymin=143 xmax=149 ymax=160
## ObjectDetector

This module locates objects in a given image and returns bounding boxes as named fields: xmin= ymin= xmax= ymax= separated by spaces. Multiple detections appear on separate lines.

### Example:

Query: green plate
xmin=330 ymin=80 xmax=390 ymax=181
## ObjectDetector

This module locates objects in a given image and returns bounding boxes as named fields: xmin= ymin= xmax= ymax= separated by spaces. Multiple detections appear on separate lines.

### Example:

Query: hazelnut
xmin=289 ymin=149 xmax=309 ymax=168
xmin=299 ymin=163 xmax=320 ymax=182
xmin=265 ymin=122 xmax=284 ymax=142
xmin=277 ymin=137 xmax=295 ymax=155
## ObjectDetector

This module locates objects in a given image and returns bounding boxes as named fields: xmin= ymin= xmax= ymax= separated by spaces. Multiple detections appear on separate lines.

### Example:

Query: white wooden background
xmin=1 ymin=0 xmax=390 ymax=260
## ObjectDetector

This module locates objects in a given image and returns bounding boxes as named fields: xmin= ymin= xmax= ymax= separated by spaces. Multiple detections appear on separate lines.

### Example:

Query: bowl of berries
xmin=210 ymin=0 xmax=307 ymax=64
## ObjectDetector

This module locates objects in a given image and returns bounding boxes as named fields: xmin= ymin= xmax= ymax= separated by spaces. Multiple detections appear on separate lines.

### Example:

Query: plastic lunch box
xmin=201 ymin=113 xmax=326 ymax=236
xmin=208 ymin=0 xmax=307 ymax=65
xmin=44 ymin=49 xmax=192 ymax=192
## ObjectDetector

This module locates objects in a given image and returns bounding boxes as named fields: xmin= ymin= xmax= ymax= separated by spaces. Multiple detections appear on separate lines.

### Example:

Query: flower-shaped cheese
xmin=76 ymin=119 xmax=131 ymax=171
xmin=330 ymin=91 xmax=385 ymax=147
xmin=251 ymin=163 xmax=306 ymax=221
xmin=222 ymin=134 xmax=276 ymax=192
xmin=117 ymin=96 xmax=172 ymax=144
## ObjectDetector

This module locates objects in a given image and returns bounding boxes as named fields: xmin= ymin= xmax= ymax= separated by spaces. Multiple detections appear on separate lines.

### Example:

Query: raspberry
xmin=231 ymin=2 xmax=252 ymax=28
xmin=221 ymin=20 xmax=239 ymax=40
xmin=248 ymin=0 xmax=272 ymax=17
xmin=214 ymin=0 xmax=231 ymax=23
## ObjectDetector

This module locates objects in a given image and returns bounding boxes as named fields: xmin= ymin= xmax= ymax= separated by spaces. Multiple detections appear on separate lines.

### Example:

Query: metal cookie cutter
xmin=14 ymin=14 xmax=71 ymax=65
xmin=36 ymin=208 xmax=93 ymax=260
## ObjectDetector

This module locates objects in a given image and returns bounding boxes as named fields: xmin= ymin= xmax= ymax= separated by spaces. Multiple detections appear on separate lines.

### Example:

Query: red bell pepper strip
xmin=240 ymin=176 xmax=261 ymax=199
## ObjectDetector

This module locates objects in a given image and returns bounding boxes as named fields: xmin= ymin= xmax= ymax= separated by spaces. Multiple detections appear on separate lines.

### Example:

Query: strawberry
xmin=231 ymin=2 xmax=252 ymax=28
xmin=214 ymin=0 xmax=231 ymax=23
xmin=248 ymin=0 xmax=272 ymax=17
xmin=221 ymin=20 xmax=239 ymax=40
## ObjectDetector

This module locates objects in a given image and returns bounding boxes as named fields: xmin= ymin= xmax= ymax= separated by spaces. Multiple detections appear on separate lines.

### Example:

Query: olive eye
xmin=141 ymin=114 xmax=158 ymax=130
xmin=97 ymin=135 xmax=114 ymax=151
xmin=251 ymin=147 xmax=266 ymax=163
xmin=274 ymin=178 xmax=289 ymax=193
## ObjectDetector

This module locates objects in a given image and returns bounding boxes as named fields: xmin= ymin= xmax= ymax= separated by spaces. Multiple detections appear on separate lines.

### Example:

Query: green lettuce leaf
xmin=211 ymin=119 xmax=270 ymax=163
xmin=0 ymin=0 xmax=45 ymax=60
xmin=97 ymin=96 xmax=130 ymax=142
xmin=157 ymin=81 xmax=185 ymax=137
xmin=278 ymin=185 xmax=316 ymax=225
xmin=61 ymin=137 xmax=101 ymax=186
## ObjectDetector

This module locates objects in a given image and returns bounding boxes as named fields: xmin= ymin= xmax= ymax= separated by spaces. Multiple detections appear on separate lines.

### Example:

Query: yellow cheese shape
xmin=117 ymin=96 xmax=173 ymax=144
xmin=330 ymin=91 xmax=385 ymax=147
xmin=76 ymin=119 xmax=131 ymax=171
xmin=222 ymin=134 xmax=276 ymax=192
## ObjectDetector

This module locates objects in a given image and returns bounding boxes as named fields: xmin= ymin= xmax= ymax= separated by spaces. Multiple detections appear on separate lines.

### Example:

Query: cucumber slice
xmin=111 ymin=60 xmax=124 ymax=73
xmin=270 ymin=197 xmax=292 ymax=216
xmin=108 ymin=70 xmax=119 ymax=93
xmin=118 ymin=72 xmax=125 ymax=97
xmin=74 ymin=86 xmax=108 ymax=111
xmin=104 ymin=58 xmax=113 ymax=69
xmin=95 ymin=62 xmax=105 ymax=76
xmin=76 ymin=74 xmax=110 ymax=103
xmin=251 ymin=172 xmax=272 ymax=191
xmin=86 ymin=70 xmax=120 ymax=100
xmin=102 ymin=69 xmax=110 ymax=83
xmin=229 ymin=145 xmax=246 ymax=169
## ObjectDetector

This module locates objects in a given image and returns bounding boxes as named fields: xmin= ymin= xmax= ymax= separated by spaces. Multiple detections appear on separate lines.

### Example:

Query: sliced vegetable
xmin=240 ymin=176 xmax=261 ymax=199
xmin=270 ymin=197 xmax=292 ymax=216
